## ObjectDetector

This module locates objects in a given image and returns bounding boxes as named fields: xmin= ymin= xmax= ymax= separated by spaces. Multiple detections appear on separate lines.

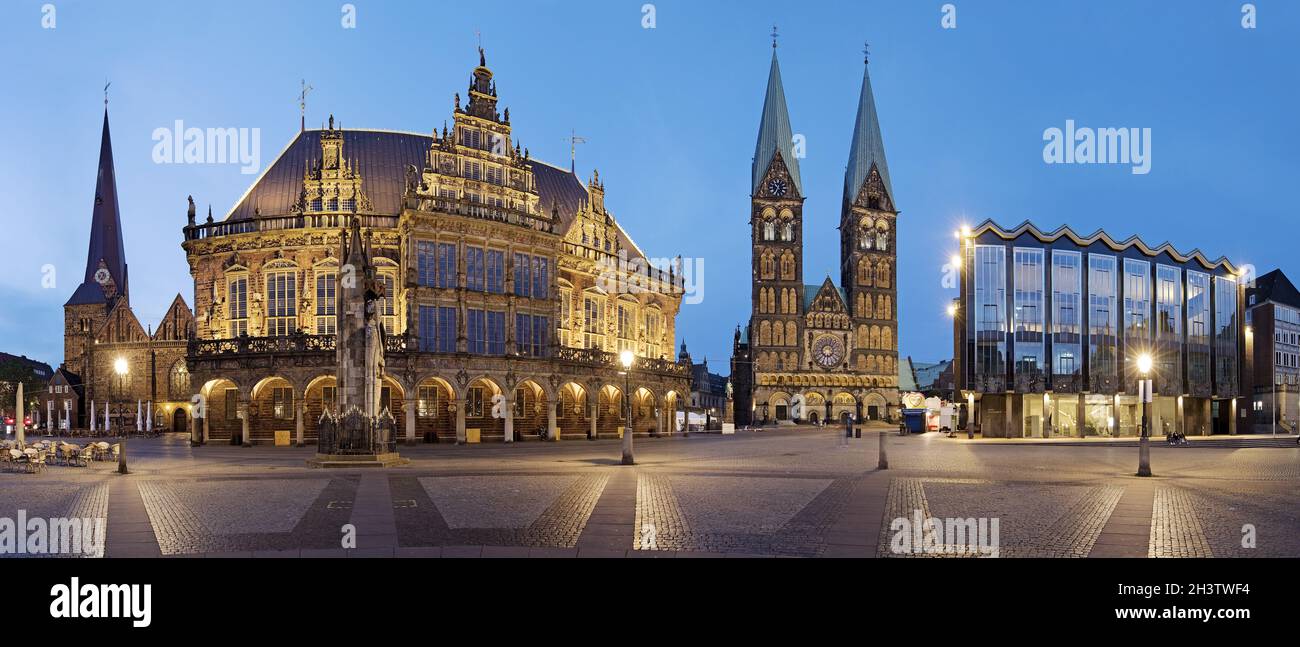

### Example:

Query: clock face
xmin=812 ymin=335 xmax=844 ymax=369
xmin=94 ymin=268 xmax=111 ymax=285
xmin=767 ymin=178 xmax=788 ymax=197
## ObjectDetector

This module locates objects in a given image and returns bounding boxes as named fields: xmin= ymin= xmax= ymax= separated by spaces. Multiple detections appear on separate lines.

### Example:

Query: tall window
xmin=1088 ymin=255 xmax=1118 ymax=386
xmin=1012 ymin=248 xmax=1045 ymax=383
xmin=420 ymin=305 xmax=458 ymax=353
xmin=584 ymin=295 xmax=605 ymax=349
xmin=416 ymin=241 xmax=437 ymax=287
xmin=228 ymin=276 xmax=248 ymax=337
xmin=532 ymin=257 xmax=549 ymax=299
xmin=513 ymin=252 xmax=531 ymax=297
xmin=1123 ymin=259 xmax=1152 ymax=350
xmin=1187 ymin=271 xmax=1212 ymax=392
xmin=486 ymin=310 xmax=505 ymax=355
xmin=486 ymin=249 xmax=505 ymax=294
xmin=466 ymin=247 xmax=485 ymax=292
xmin=617 ymin=303 xmax=636 ymax=353
xmin=1051 ymin=251 xmax=1082 ymax=385
xmin=315 ymin=271 xmax=336 ymax=335
xmin=467 ymin=386 xmax=485 ymax=418
xmin=1214 ymin=275 xmax=1238 ymax=394
xmin=417 ymin=385 xmax=439 ymax=417
xmin=467 ymin=309 xmax=486 ymax=354
xmin=437 ymin=306 xmax=456 ymax=353
xmin=169 ymin=361 xmax=190 ymax=400
xmin=436 ymin=243 xmax=457 ymax=289
xmin=532 ymin=315 xmax=549 ymax=358
xmin=1156 ymin=265 xmax=1182 ymax=390
xmin=643 ymin=309 xmax=662 ymax=358
xmin=559 ymin=288 xmax=572 ymax=346
xmin=272 ymin=387 xmax=294 ymax=420
xmin=378 ymin=273 xmax=396 ymax=334
xmin=265 ymin=271 xmax=297 ymax=336
xmin=972 ymin=245 xmax=1007 ymax=386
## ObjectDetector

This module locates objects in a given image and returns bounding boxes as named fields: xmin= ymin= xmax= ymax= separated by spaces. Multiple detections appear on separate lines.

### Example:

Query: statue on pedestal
xmin=310 ymin=218 xmax=405 ymax=466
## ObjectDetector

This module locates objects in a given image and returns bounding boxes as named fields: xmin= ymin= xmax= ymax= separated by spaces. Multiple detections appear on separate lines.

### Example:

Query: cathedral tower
xmin=840 ymin=50 xmax=899 ymax=391
xmin=749 ymin=45 xmax=805 ymax=376
xmin=734 ymin=40 xmax=901 ymax=426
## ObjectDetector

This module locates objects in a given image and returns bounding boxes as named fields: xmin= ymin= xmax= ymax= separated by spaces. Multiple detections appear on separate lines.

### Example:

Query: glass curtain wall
xmin=1051 ymin=251 xmax=1083 ymax=392
xmin=1088 ymin=255 xmax=1118 ymax=392
xmin=973 ymin=245 xmax=1008 ymax=391
xmin=1013 ymin=248 xmax=1045 ymax=390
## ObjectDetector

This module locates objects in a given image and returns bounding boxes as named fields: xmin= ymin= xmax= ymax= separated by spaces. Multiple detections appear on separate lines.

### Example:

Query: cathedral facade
xmin=64 ymin=50 xmax=689 ymax=444
xmin=732 ymin=46 xmax=900 ymax=426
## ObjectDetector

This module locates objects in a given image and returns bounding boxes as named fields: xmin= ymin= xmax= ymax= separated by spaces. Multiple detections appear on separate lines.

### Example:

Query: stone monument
xmin=309 ymin=218 xmax=407 ymax=467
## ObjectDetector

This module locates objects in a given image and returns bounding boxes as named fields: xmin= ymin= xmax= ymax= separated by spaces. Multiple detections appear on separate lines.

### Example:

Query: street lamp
xmin=1136 ymin=352 xmax=1152 ymax=477
xmin=619 ymin=349 xmax=635 ymax=466
xmin=114 ymin=357 xmax=129 ymax=475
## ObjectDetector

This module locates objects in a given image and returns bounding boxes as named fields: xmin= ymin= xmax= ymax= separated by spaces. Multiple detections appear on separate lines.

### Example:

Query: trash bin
xmin=854 ymin=428 xmax=862 ymax=439
xmin=902 ymin=409 xmax=926 ymax=434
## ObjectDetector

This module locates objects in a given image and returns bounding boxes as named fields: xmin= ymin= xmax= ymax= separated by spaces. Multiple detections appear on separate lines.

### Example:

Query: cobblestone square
xmin=0 ymin=429 xmax=1295 ymax=558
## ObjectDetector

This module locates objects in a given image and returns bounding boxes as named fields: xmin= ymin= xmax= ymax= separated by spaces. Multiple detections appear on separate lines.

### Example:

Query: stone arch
xmin=785 ymin=321 xmax=797 ymax=347
xmin=596 ymin=383 xmax=627 ymax=439
xmin=412 ymin=376 xmax=456 ymax=442
xmin=769 ymin=391 xmax=792 ymax=421
xmin=832 ymin=392 xmax=857 ymax=422
xmin=556 ymin=381 xmax=590 ymax=439
xmin=247 ymin=376 xmax=296 ymax=442
xmin=198 ymin=377 xmax=243 ymax=443
xmin=862 ymin=392 xmax=888 ymax=421
xmin=462 ymin=376 xmax=505 ymax=441
xmin=303 ymin=374 xmax=338 ymax=437
xmin=630 ymin=386 xmax=659 ymax=436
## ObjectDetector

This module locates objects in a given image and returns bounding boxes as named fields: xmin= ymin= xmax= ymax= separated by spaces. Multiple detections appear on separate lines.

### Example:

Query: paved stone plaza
xmin=1 ymin=428 xmax=1296 ymax=558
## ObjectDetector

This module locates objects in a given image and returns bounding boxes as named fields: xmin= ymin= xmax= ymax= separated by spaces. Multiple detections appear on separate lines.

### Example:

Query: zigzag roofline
xmin=972 ymin=219 xmax=1239 ymax=273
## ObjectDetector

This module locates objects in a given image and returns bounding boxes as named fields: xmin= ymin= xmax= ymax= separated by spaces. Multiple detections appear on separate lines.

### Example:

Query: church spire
xmin=843 ymin=47 xmax=893 ymax=206
xmin=66 ymin=107 xmax=128 ymax=306
xmin=752 ymin=46 xmax=802 ymax=196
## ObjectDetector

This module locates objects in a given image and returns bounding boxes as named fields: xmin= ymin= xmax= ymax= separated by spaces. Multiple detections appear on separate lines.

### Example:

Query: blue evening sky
xmin=1 ymin=0 xmax=1296 ymax=374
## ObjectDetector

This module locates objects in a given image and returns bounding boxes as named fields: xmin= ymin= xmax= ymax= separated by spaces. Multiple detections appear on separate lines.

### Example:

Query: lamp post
xmin=619 ymin=349 xmax=635 ymax=466
xmin=114 ymin=357 xmax=129 ymax=475
xmin=1136 ymin=353 xmax=1152 ymax=477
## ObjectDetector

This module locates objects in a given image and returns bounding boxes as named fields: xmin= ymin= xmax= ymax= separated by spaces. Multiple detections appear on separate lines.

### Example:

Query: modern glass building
xmin=952 ymin=221 xmax=1245 ymax=438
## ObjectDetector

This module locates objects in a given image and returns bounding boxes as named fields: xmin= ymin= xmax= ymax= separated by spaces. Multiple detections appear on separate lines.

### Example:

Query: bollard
xmin=877 ymin=431 xmax=888 ymax=470
xmin=855 ymin=427 xmax=861 ymax=439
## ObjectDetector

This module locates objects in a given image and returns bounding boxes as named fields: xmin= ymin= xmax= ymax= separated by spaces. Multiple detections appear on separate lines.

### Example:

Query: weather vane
xmin=771 ymin=24 xmax=779 ymax=49
xmin=566 ymin=129 xmax=588 ymax=173
xmin=298 ymin=79 xmax=314 ymax=132
xmin=103 ymin=81 xmax=111 ymax=107
xmin=863 ymin=41 xmax=871 ymax=64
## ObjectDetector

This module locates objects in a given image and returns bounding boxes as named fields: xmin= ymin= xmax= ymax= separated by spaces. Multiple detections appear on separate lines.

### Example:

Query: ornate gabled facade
xmin=180 ymin=50 xmax=688 ymax=446
xmin=733 ymin=44 xmax=900 ymax=426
